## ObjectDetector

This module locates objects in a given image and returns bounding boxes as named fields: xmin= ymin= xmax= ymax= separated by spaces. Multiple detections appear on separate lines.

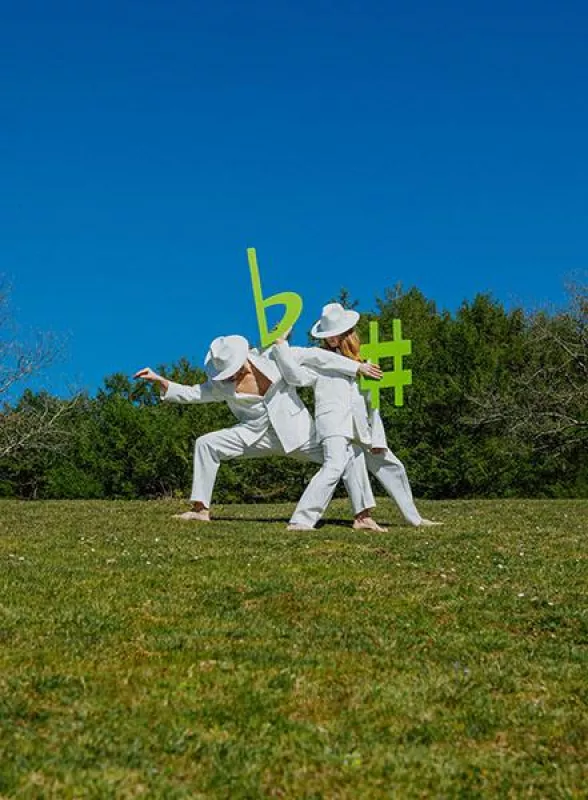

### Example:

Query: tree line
xmin=1 ymin=281 xmax=586 ymax=501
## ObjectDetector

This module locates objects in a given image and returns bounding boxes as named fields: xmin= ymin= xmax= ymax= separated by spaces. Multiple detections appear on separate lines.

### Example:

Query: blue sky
xmin=2 ymin=0 xmax=587 ymax=396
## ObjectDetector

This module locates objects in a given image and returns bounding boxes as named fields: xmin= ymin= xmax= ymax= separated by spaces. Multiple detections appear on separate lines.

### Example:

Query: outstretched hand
xmin=133 ymin=367 xmax=161 ymax=382
xmin=359 ymin=362 xmax=383 ymax=380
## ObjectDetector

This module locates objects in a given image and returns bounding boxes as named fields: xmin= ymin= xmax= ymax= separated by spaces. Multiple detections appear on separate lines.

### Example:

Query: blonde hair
xmin=323 ymin=328 xmax=362 ymax=362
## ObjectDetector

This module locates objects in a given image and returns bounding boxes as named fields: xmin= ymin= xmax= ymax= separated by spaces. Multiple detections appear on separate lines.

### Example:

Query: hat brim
xmin=310 ymin=309 xmax=360 ymax=339
xmin=205 ymin=340 xmax=250 ymax=381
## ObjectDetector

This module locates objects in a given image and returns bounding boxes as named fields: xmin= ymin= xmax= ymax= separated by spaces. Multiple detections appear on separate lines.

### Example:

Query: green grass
xmin=1 ymin=497 xmax=587 ymax=798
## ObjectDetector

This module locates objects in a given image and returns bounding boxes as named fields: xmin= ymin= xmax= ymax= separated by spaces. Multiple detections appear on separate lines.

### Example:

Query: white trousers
xmin=362 ymin=446 xmax=422 ymax=526
xmin=289 ymin=436 xmax=422 ymax=528
xmin=289 ymin=435 xmax=368 ymax=527
xmin=190 ymin=426 xmax=374 ymax=518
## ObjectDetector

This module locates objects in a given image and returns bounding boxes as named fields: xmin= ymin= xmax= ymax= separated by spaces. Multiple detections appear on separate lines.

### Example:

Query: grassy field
xmin=0 ymin=497 xmax=587 ymax=798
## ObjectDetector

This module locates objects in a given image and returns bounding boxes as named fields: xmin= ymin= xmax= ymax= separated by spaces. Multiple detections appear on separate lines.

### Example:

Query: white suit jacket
xmin=161 ymin=349 xmax=313 ymax=453
xmin=273 ymin=343 xmax=388 ymax=449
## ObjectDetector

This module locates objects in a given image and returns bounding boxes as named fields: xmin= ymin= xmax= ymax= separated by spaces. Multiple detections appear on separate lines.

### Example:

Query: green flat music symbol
xmin=359 ymin=320 xmax=412 ymax=409
xmin=248 ymin=248 xmax=303 ymax=349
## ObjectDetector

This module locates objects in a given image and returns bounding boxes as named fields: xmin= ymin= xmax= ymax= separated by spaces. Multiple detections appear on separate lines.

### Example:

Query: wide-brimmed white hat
xmin=310 ymin=303 xmax=360 ymax=339
xmin=205 ymin=335 xmax=250 ymax=381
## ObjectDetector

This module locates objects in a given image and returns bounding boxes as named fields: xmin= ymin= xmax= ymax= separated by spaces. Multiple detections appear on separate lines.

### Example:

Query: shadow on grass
xmin=213 ymin=515 xmax=402 ymax=530
xmin=214 ymin=515 xmax=292 ymax=524
xmin=213 ymin=515 xmax=352 ymax=527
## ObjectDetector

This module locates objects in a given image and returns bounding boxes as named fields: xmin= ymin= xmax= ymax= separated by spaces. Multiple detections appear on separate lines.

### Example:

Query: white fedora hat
xmin=205 ymin=335 xmax=250 ymax=381
xmin=310 ymin=303 xmax=360 ymax=339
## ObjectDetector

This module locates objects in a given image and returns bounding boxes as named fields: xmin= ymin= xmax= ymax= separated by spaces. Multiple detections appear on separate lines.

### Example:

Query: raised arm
xmin=133 ymin=367 xmax=221 ymax=404
xmin=288 ymin=346 xmax=383 ymax=380
xmin=271 ymin=343 xmax=317 ymax=387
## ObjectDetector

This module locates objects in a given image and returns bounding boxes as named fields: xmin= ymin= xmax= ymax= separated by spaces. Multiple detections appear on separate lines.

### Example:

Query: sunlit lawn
xmin=1 ymin=497 xmax=587 ymax=798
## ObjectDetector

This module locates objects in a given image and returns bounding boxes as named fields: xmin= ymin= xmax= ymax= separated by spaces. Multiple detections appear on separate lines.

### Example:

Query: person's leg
xmin=339 ymin=444 xmax=387 ymax=532
xmin=288 ymin=436 xmax=352 ymax=529
xmin=174 ymin=427 xmax=279 ymax=521
xmin=340 ymin=444 xmax=375 ymax=516
xmin=363 ymin=447 xmax=441 ymax=527
xmin=292 ymin=439 xmax=386 ymax=531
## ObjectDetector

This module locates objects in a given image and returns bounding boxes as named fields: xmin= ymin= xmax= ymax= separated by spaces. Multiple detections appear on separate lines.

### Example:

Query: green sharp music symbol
xmin=359 ymin=320 xmax=412 ymax=409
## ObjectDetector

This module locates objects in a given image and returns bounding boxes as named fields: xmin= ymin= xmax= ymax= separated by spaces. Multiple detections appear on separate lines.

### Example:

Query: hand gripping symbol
xmin=359 ymin=320 xmax=412 ymax=409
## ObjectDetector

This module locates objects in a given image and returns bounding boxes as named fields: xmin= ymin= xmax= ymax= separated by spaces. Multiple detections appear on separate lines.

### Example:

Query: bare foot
xmin=172 ymin=510 xmax=211 ymax=522
xmin=417 ymin=518 xmax=443 ymax=527
xmin=353 ymin=517 xmax=388 ymax=533
xmin=287 ymin=523 xmax=314 ymax=531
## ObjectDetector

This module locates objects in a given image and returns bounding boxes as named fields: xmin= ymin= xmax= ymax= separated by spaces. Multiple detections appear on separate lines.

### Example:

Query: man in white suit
xmin=134 ymin=334 xmax=384 ymax=528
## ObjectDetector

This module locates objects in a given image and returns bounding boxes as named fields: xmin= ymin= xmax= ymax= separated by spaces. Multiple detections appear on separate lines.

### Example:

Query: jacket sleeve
xmin=272 ymin=343 xmax=317 ymax=387
xmin=161 ymin=380 xmax=223 ymax=404
xmin=290 ymin=346 xmax=360 ymax=378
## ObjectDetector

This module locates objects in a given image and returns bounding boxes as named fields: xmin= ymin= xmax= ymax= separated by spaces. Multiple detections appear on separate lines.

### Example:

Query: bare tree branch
xmin=0 ymin=281 xmax=78 ymax=458
xmin=0 ymin=393 xmax=82 ymax=459
xmin=464 ymin=277 xmax=588 ymax=453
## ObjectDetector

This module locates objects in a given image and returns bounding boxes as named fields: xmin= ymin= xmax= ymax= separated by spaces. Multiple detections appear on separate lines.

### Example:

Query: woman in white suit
xmin=274 ymin=303 xmax=441 ymax=531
